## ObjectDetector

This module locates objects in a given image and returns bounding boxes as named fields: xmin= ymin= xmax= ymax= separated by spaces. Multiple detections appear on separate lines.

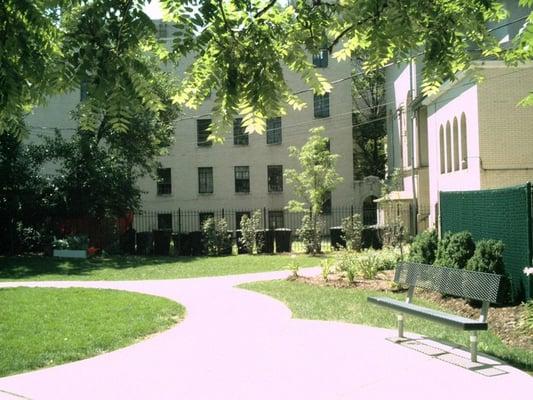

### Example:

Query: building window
xmin=268 ymin=211 xmax=284 ymax=229
xmin=199 ymin=212 xmax=214 ymax=228
xmin=158 ymin=213 xmax=172 ymax=231
xmin=233 ymin=118 xmax=248 ymax=145
xmin=156 ymin=168 xmax=172 ymax=195
xmin=157 ymin=22 xmax=168 ymax=39
xmin=266 ymin=117 xmax=282 ymax=144
xmin=198 ymin=167 xmax=213 ymax=193
xmin=197 ymin=119 xmax=212 ymax=147
xmin=460 ymin=113 xmax=468 ymax=169
xmin=235 ymin=211 xmax=251 ymax=230
xmin=234 ymin=166 xmax=250 ymax=193
xmin=322 ymin=191 xmax=332 ymax=215
xmin=312 ymin=49 xmax=328 ymax=68
xmin=453 ymin=117 xmax=459 ymax=171
xmin=314 ymin=93 xmax=330 ymax=118
xmin=267 ymin=165 xmax=283 ymax=192
xmin=80 ymin=81 xmax=89 ymax=101
xmin=446 ymin=121 xmax=452 ymax=173
xmin=439 ymin=125 xmax=445 ymax=174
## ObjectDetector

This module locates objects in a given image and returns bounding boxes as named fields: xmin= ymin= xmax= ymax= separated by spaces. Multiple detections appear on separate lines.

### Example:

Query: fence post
xmin=222 ymin=208 xmax=225 ymax=218
xmin=263 ymin=207 xmax=267 ymax=230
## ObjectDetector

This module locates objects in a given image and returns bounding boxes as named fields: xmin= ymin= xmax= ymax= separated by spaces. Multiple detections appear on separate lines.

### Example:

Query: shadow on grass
xmin=0 ymin=255 xmax=201 ymax=280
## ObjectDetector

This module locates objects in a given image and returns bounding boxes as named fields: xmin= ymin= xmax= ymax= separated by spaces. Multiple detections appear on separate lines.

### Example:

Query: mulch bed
xmin=292 ymin=270 xmax=532 ymax=351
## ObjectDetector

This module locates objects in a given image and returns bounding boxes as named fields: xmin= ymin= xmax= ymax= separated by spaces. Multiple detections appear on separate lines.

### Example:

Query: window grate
xmin=234 ymin=166 xmax=250 ymax=193
xmin=267 ymin=165 xmax=283 ymax=192
xmin=314 ymin=93 xmax=330 ymax=118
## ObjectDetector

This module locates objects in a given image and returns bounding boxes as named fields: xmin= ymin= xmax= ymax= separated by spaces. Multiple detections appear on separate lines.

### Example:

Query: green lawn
xmin=240 ymin=280 xmax=533 ymax=372
xmin=0 ymin=254 xmax=321 ymax=281
xmin=0 ymin=287 xmax=185 ymax=377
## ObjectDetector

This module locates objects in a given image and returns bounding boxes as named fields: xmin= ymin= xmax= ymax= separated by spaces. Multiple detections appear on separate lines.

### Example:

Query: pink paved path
xmin=0 ymin=268 xmax=531 ymax=400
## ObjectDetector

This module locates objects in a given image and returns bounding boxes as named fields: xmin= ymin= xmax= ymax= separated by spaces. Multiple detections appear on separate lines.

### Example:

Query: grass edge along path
xmin=0 ymin=255 xmax=321 ymax=281
xmin=239 ymin=280 xmax=533 ymax=372
xmin=0 ymin=287 xmax=185 ymax=377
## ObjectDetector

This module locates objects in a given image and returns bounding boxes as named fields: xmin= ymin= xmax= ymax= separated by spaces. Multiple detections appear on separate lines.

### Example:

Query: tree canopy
xmin=2 ymin=0 xmax=533 ymax=139
xmin=164 ymin=0 xmax=511 ymax=137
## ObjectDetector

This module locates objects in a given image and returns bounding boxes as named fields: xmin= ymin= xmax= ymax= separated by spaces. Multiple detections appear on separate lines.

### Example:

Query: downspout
xmin=408 ymin=55 xmax=418 ymax=235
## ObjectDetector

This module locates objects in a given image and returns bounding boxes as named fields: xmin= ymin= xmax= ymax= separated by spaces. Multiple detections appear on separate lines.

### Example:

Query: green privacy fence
xmin=440 ymin=183 xmax=533 ymax=302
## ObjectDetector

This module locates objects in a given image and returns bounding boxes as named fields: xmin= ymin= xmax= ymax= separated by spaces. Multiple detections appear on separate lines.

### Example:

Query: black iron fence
xmin=132 ymin=206 xmax=387 ymax=254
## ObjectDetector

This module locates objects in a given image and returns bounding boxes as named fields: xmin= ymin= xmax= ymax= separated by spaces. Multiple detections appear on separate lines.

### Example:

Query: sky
xmin=144 ymin=0 xmax=163 ymax=20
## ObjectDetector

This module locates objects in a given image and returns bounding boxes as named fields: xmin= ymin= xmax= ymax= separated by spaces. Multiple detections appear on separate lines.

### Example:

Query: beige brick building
xmin=24 ymin=23 xmax=381 ymax=233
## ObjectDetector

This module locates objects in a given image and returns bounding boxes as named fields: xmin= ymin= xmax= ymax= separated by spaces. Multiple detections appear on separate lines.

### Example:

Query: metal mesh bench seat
xmin=367 ymin=297 xmax=488 ymax=330
xmin=367 ymin=262 xmax=502 ymax=362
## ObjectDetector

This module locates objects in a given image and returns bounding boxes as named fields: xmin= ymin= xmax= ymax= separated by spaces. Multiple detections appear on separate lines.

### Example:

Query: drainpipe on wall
xmin=408 ymin=55 xmax=418 ymax=236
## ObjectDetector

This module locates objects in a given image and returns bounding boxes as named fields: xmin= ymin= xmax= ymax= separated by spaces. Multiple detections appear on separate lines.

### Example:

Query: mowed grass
xmin=0 ymin=255 xmax=321 ymax=281
xmin=240 ymin=280 xmax=533 ymax=372
xmin=0 ymin=287 xmax=185 ymax=377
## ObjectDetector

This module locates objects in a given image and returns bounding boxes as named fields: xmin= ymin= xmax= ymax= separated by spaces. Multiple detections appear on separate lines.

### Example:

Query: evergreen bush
xmin=434 ymin=231 xmax=475 ymax=269
xmin=408 ymin=229 xmax=438 ymax=264
xmin=202 ymin=217 xmax=232 ymax=256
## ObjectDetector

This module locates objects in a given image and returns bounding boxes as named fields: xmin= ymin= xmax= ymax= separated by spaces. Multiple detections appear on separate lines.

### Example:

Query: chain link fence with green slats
xmin=440 ymin=183 xmax=532 ymax=302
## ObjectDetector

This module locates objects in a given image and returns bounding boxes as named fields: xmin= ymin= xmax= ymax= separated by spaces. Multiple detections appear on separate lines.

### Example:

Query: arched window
xmin=461 ymin=113 xmax=468 ymax=169
xmin=439 ymin=125 xmax=445 ymax=174
xmin=446 ymin=121 xmax=452 ymax=173
xmin=453 ymin=117 xmax=459 ymax=171
xmin=363 ymin=196 xmax=378 ymax=225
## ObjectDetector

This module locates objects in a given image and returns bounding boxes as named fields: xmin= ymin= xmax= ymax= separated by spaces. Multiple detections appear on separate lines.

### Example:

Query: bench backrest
xmin=394 ymin=262 xmax=501 ymax=303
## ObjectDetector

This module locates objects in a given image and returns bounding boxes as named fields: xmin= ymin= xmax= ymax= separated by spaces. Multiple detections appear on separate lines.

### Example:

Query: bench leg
xmin=397 ymin=314 xmax=404 ymax=338
xmin=470 ymin=332 xmax=478 ymax=363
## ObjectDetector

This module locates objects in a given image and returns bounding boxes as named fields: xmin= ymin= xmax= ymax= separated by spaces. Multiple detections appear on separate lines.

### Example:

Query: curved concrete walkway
xmin=0 ymin=268 xmax=531 ymax=400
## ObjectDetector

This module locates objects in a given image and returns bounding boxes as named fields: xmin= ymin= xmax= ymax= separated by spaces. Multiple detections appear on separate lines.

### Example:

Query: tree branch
xmin=328 ymin=24 xmax=354 ymax=53
xmin=255 ymin=0 xmax=277 ymax=19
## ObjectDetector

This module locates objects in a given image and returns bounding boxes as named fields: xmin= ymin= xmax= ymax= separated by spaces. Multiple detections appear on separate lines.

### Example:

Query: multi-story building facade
xmin=381 ymin=1 xmax=533 ymax=234
xmin=24 ymin=20 xmax=381 ymax=233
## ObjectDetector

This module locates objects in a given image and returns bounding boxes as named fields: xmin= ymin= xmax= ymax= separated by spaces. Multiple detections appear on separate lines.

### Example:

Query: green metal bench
xmin=367 ymin=262 xmax=502 ymax=362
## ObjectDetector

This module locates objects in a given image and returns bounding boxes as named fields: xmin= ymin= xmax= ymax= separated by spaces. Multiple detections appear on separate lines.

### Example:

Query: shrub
xmin=375 ymin=247 xmax=402 ymax=271
xmin=297 ymin=214 xmax=324 ymax=254
xmin=434 ymin=231 xmax=475 ymax=269
xmin=201 ymin=217 xmax=232 ymax=256
xmin=240 ymin=210 xmax=263 ymax=254
xmin=320 ymin=258 xmax=334 ymax=281
xmin=466 ymin=239 xmax=513 ymax=304
xmin=336 ymin=250 xmax=357 ymax=282
xmin=288 ymin=255 xmax=300 ymax=278
xmin=520 ymin=301 xmax=533 ymax=333
xmin=355 ymin=249 xmax=379 ymax=279
xmin=466 ymin=239 xmax=505 ymax=275
xmin=408 ymin=230 xmax=438 ymax=264
xmin=341 ymin=214 xmax=363 ymax=251
xmin=53 ymin=235 xmax=89 ymax=250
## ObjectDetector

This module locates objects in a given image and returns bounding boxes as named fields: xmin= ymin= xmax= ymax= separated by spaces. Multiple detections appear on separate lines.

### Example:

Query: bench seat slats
xmin=367 ymin=296 xmax=488 ymax=331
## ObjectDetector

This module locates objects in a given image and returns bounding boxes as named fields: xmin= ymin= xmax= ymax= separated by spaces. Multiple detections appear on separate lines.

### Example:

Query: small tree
xmin=341 ymin=214 xmax=363 ymax=251
xmin=202 ymin=217 xmax=232 ymax=256
xmin=285 ymin=127 xmax=343 ymax=254
xmin=240 ymin=210 xmax=263 ymax=254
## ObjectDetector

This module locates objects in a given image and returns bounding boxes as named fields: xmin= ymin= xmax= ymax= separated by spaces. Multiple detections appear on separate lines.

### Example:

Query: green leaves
xmin=285 ymin=127 xmax=343 ymax=215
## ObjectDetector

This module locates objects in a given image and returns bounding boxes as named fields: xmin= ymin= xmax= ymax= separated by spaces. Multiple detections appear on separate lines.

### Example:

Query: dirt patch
xmin=293 ymin=270 xmax=532 ymax=351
